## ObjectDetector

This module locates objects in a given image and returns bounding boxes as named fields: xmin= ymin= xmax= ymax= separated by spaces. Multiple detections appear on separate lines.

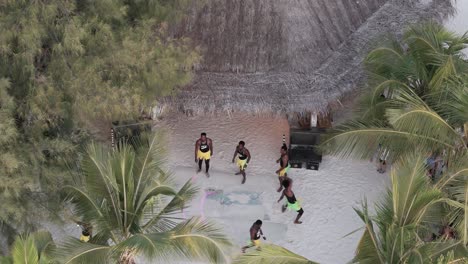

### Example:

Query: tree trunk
xmin=119 ymin=249 xmax=136 ymax=264
xmin=464 ymin=122 xmax=468 ymax=146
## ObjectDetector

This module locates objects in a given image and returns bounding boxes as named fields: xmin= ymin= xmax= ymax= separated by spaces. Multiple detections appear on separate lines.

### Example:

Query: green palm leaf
xmin=11 ymin=235 xmax=39 ymax=264
xmin=352 ymin=201 xmax=385 ymax=264
xmin=232 ymin=244 xmax=317 ymax=264
xmin=61 ymin=133 xmax=231 ymax=263
xmin=142 ymin=179 xmax=199 ymax=233
xmin=115 ymin=217 xmax=231 ymax=264
xmin=54 ymin=238 xmax=111 ymax=264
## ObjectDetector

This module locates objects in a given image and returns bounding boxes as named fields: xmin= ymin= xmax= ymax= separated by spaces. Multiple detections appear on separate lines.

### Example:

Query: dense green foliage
xmin=352 ymin=155 xmax=467 ymax=264
xmin=322 ymin=23 xmax=468 ymax=262
xmin=0 ymin=231 xmax=56 ymax=264
xmin=0 ymin=0 xmax=198 ymax=245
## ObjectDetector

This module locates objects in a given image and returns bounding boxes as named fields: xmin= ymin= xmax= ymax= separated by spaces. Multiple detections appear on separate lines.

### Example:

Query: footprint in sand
xmin=218 ymin=151 xmax=225 ymax=159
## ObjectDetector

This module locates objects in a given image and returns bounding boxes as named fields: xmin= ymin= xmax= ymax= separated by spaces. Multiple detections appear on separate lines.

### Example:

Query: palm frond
xmin=386 ymin=88 xmax=462 ymax=147
xmin=54 ymin=238 xmax=111 ymax=264
xmin=388 ymin=154 xmax=443 ymax=226
xmin=31 ymin=230 xmax=55 ymax=261
xmin=232 ymin=244 xmax=317 ymax=264
xmin=115 ymin=217 xmax=231 ymax=264
xmin=142 ymin=179 xmax=199 ymax=233
xmin=352 ymin=201 xmax=385 ymax=264
xmin=408 ymin=241 xmax=468 ymax=263
xmin=321 ymin=120 xmax=452 ymax=161
xmin=11 ymin=234 xmax=39 ymax=264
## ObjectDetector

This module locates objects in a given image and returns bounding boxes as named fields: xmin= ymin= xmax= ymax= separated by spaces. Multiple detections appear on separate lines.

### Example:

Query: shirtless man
xmin=232 ymin=141 xmax=251 ymax=184
xmin=277 ymin=178 xmax=304 ymax=224
xmin=195 ymin=132 xmax=213 ymax=177
xmin=241 ymin=219 xmax=266 ymax=253
xmin=275 ymin=144 xmax=291 ymax=192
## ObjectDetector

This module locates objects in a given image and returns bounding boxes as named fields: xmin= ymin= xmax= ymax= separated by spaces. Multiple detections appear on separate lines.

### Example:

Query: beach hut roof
xmin=161 ymin=0 xmax=455 ymax=115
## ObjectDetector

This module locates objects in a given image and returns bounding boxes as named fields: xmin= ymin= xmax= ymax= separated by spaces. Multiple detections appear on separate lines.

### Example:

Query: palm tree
xmin=320 ymin=22 xmax=468 ymax=262
xmin=232 ymin=244 xmax=318 ymax=264
xmin=352 ymin=155 xmax=468 ymax=264
xmin=56 ymin=133 xmax=231 ymax=264
xmin=0 ymin=231 xmax=56 ymax=264
xmin=322 ymin=23 xmax=468 ymax=162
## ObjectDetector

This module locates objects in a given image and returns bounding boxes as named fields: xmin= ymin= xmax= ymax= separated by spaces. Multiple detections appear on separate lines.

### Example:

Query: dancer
xmin=232 ymin=141 xmax=251 ymax=184
xmin=195 ymin=132 xmax=213 ymax=177
xmin=278 ymin=178 xmax=304 ymax=224
xmin=241 ymin=219 xmax=266 ymax=253
xmin=275 ymin=144 xmax=290 ymax=192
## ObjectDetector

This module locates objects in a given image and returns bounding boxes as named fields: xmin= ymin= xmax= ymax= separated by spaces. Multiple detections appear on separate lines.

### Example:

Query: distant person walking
xmin=232 ymin=141 xmax=251 ymax=184
xmin=278 ymin=178 xmax=304 ymax=224
xmin=195 ymin=132 xmax=213 ymax=177
xmin=241 ymin=219 xmax=266 ymax=253
xmin=276 ymin=144 xmax=290 ymax=192
xmin=378 ymin=147 xmax=389 ymax=173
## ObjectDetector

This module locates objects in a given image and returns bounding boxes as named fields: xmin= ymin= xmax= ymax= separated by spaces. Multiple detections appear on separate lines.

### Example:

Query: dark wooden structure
xmin=289 ymin=128 xmax=325 ymax=170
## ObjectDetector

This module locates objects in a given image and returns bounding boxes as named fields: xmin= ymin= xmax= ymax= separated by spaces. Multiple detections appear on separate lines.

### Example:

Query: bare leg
xmin=281 ymin=204 xmax=287 ymax=213
xmin=205 ymin=159 xmax=210 ymax=177
xmin=294 ymin=208 xmax=304 ymax=224
xmin=277 ymin=177 xmax=284 ymax=192
xmin=241 ymin=170 xmax=246 ymax=184
xmin=241 ymin=244 xmax=254 ymax=253
xmin=197 ymin=159 xmax=202 ymax=173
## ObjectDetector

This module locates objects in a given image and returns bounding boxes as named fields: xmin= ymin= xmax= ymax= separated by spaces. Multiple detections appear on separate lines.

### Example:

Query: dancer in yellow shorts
xmin=241 ymin=220 xmax=266 ymax=253
xmin=232 ymin=141 xmax=251 ymax=184
xmin=195 ymin=132 xmax=213 ymax=177
xmin=275 ymin=144 xmax=290 ymax=192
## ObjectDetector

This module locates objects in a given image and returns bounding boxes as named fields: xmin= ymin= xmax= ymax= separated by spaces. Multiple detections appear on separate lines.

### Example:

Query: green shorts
xmin=287 ymin=201 xmax=301 ymax=211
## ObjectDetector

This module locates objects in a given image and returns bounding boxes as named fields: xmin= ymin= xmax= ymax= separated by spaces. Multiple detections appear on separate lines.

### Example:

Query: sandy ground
xmin=150 ymin=113 xmax=390 ymax=264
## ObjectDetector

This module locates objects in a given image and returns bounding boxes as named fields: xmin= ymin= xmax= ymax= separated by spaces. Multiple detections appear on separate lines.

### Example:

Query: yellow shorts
xmin=237 ymin=159 xmax=247 ymax=170
xmin=278 ymin=164 xmax=291 ymax=177
xmin=80 ymin=234 xmax=90 ymax=242
xmin=248 ymin=239 xmax=260 ymax=247
xmin=197 ymin=150 xmax=211 ymax=160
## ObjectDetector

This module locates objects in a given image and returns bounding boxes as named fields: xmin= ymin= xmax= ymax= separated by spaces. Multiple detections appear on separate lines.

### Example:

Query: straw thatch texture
xmin=161 ymin=0 xmax=455 ymax=115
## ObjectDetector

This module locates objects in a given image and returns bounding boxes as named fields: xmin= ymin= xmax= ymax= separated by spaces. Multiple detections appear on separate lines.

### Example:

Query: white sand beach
xmin=151 ymin=113 xmax=390 ymax=264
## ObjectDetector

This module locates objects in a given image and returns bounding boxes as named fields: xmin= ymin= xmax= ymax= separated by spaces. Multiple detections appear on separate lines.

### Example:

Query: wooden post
xmin=111 ymin=128 xmax=115 ymax=151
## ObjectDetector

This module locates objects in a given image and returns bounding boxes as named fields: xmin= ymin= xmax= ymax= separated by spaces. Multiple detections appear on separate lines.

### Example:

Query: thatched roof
xmin=161 ymin=0 xmax=455 ymax=115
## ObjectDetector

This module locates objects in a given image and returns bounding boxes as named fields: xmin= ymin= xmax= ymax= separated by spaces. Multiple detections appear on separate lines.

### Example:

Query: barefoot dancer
xmin=277 ymin=178 xmax=304 ymax=224
xmin=195 ymin=133 xmax=213 ymax=177
xmin=241 ymin=220 xmax=266 ymax=253
xmin=276 ymin=145 xmax=290 ymax=192
xmin=232 ymin=141 xmax=251 ymax=184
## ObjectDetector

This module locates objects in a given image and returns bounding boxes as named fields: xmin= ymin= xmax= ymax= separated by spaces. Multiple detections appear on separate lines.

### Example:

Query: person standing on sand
xmin=232 ymin=141 xmax=251 ymax=184
xmin=378 ymin=147 xmax=389 ymax=173
xmin=241 ymin=219 xmax=266 ymax=253
xmin=276 ymin=144 xmax=291 ymax=192
xmin=278 ymin=178 xmax=304 ymax=224
xmin=195 ymin=132 xmax=213 ymax=177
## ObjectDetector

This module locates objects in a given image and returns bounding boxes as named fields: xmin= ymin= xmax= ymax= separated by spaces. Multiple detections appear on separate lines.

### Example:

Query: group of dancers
xmin=194 ymin=132 xmax=305 ymax=253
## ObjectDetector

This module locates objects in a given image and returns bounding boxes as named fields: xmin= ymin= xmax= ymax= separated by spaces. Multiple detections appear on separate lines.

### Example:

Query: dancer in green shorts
xmin=277 ymin=178 xmax=304 ymax=224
